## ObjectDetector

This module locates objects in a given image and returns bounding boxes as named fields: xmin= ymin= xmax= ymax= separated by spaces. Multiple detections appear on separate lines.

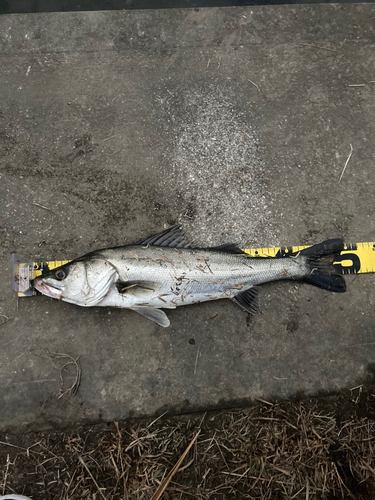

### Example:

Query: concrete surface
xmin=0 ymin=4 xmax=375 ymax=432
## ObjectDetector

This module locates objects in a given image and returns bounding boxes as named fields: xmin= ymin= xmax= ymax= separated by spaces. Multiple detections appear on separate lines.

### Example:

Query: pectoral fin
xmin=131 ymin=307 xmax=170 ymax=327
xmin=117 ymin=280 xmax=161 ymax=296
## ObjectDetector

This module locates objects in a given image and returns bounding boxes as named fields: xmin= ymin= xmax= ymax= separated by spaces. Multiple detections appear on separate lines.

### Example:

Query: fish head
xmin=33 ymin=258 xmax=118 ymax=306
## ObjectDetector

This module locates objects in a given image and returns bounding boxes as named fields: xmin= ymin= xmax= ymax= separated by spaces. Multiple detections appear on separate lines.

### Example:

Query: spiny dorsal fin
xmin=211 ymin=243 xmax=246 ymax=254
xmin=232 ymin=286 xmax=260 ymax=315
xmin=139 ymin=225 xmax=189 ymax=248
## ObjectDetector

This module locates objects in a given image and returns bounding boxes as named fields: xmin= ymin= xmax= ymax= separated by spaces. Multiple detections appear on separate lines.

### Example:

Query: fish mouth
xmin=33 ymin=280 xmax=63 ymax=299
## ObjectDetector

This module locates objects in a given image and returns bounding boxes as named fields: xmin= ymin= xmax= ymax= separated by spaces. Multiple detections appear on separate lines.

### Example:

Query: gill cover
xmin=77 ymin=259 xmax=119 ymax=306
xmin=37 ymin=258 xmax=118 ymax=306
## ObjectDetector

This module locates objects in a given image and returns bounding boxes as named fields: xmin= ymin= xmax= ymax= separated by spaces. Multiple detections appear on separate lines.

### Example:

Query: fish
xmin=32 ymin=225 xmax=346 ymax=328
xmin=0 ymin=496 xmax=33 ymax=500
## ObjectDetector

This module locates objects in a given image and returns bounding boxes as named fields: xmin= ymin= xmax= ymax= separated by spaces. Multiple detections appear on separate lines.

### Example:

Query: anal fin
xmin=131 ymin=307 xmax=170 ymax=327
xmin=231 ymin=287 xmax=260 ymax=315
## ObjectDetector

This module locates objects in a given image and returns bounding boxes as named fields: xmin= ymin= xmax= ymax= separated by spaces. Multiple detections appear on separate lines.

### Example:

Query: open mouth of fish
xmin=33 ymin=280 xmax=63 ymax=299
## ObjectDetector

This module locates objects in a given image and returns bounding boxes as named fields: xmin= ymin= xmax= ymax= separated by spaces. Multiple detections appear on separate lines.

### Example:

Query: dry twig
xmin=247 ymin=79 xmax=260 ymax=91
xmin=32 ymin=202 xmax=51 ymax=211
xmin=339 ymin=144 xmax=353 ymax=183
xmin=150 ymin=429 xmax=201 ymax=500
xmin=78 ymin=455 xmax=107 ymax=500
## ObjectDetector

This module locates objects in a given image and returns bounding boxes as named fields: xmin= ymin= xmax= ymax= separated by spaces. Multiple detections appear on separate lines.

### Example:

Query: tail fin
xmin=300 ymin=239 xmax=346 ymax=293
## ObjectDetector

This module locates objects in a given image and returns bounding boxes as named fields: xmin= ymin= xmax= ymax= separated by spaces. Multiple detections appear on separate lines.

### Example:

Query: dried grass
xmin=42 ymin=349 xmax=82 ymax=400
xmin=1 ymin=400 xmax=375 ymax=499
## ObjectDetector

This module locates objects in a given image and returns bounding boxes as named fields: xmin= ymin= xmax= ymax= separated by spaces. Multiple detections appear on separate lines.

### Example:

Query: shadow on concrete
xmin=146 ymin=362 xmax=375 ymax=425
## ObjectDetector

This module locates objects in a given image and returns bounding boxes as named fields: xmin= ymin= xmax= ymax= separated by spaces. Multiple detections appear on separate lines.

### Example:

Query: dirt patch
xmin=1 ymin=391 xmax=375 ymax=499
xmin=155 ymin=80 xmax=274 ymax=248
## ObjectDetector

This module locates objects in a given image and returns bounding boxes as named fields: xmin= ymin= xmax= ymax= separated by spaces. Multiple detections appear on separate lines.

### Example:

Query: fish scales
xmin=98 ymin=246 xmax=307 ymax=305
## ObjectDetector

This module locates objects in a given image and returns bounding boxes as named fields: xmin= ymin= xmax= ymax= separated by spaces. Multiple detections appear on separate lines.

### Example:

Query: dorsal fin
xmin=210 ymin=243 xmax=246 ymax=254
xmin=139 ymin=225 xmax=189 ymax=248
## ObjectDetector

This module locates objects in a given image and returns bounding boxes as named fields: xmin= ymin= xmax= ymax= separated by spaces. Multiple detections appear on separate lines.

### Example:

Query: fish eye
xmin=55 ymin=269 xmax=66 ymax=280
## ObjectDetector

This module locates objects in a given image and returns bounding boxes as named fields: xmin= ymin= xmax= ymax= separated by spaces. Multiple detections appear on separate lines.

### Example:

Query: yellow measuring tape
xmin=243 ymin=241 xmax=374 ymax=275
xmin=12 ymin=242 xmax=375 ymax=297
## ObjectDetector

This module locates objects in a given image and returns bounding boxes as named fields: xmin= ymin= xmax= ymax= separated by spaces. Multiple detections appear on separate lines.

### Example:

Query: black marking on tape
xmin=275 ymin=247 xmax=294 ymax=258
xmin=345 ymin=243 xmax=358 ymax=251
xmin=333 ymin=252 xmax=361 ymax=275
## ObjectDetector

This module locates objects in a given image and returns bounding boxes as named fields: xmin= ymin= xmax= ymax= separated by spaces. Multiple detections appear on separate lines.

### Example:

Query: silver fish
xmin=0 ymin=496 xmax=33 ymax=500
xmin=33 ymin=226 xmax=346 ymax=327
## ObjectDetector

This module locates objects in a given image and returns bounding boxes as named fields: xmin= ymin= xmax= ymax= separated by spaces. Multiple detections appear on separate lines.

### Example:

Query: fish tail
xmin=299 ymin=239 xmax=346 ymax=293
